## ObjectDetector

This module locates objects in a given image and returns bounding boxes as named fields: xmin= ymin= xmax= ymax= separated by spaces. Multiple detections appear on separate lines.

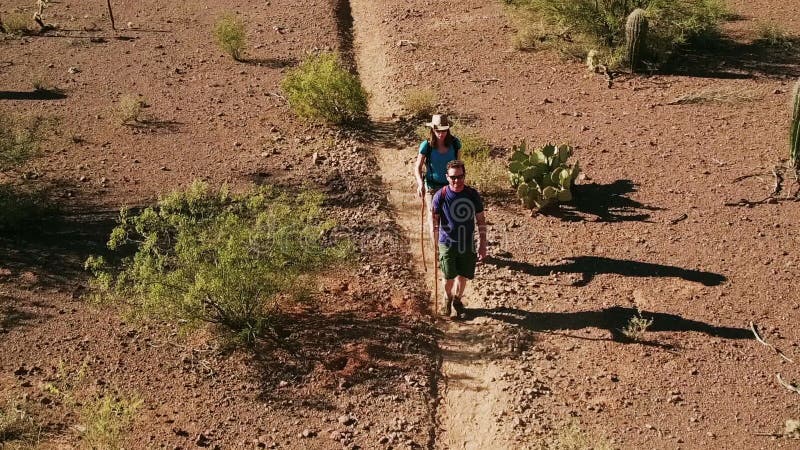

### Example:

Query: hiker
xmin=431 ymin=160 xmax=487 ymax=319
xmin=414 ymin=114 xmax=461 ymax=244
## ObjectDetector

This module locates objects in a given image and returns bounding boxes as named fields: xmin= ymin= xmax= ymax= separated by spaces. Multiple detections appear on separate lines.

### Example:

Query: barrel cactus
xmin=625 ymin=8 xmax=648 ymax=73
xmin=791 ymin=78 xmax=800 ymax=169
xmin=508 ymin=141 xmax=580 ymax=211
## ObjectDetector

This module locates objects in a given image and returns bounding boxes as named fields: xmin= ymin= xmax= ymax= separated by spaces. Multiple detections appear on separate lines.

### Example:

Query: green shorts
xmin=438 ymin=243 xmax=477 ymax=280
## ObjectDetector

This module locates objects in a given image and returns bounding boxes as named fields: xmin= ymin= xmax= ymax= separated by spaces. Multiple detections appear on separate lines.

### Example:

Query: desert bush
xmin=116 ymin=94 xmax=146 ymax=124
xmin=509 ymin=141 xmax=581 ymax=210
xmin=85 ymin=181 xmax=352 ymax=343
xmin=1 ymin=13 xmax=31 ymax=36
xmin=507 ymin=0 xmax=727 ymax=68
xmin=620 ymin=311 xmax=654 ymax=340
xmin=213 ymin=13 xmax=246 ymax=61
xmin=402 ymin=88 xmax=438 ymax=118
xmin=281 ymin=52 xmax=369 ymax=125
xmin=80 ymin=394 xmax=142 ymax=449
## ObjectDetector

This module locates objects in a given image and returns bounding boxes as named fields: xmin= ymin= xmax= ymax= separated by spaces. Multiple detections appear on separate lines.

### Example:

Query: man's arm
xmin=431 ymin=211 xmax=440 ymax=244
xmin=476 ymin=211 xmax=487 ymax=261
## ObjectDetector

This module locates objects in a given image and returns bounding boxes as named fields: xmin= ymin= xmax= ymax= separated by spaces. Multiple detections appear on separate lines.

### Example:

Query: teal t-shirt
xmin=419 ymin=137 xmax=461 ymax=189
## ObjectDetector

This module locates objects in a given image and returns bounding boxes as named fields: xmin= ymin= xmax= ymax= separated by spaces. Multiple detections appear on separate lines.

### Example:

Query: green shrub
xmin=402 ymin=88 xmax=438 ymax=118
xmin=620 ymin=311 xmax=654 ymax=340
xmin=1 ymin=13 xmax=31 ymax=36
xmin=509 ymin=141 xmax=581 ymax=211
xmin=85 ymin=181 xmax=352 ymax=343
xmin=80 ymin=394 xmax=142 ymax=449
xmin=507 ymin=0 xmax=727 ymax=67
xmin=281 ymin=52 xmax=369 ymax=125
xmin=213 ymin=13 xmax=246 ymax=61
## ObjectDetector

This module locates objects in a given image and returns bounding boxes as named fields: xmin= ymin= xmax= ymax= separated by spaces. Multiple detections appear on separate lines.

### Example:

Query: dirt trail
xmin=348 ymin=1 xmax=514 ymax=448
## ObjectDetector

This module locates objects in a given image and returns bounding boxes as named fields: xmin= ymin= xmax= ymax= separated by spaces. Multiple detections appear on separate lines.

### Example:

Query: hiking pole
xmin=433 ymin=235 xmax=439 ymax=315
xmin=420 ymin=197 xmax=427 ymax=272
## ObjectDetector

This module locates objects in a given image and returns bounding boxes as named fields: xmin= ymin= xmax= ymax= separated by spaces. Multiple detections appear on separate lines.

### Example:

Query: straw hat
xmin=425 ymin=114 xmax=451 ymax=131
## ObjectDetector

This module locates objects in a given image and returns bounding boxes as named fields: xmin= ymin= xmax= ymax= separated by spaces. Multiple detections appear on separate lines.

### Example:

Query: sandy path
xmin=348 ymin=1 xmax=514 ymax=448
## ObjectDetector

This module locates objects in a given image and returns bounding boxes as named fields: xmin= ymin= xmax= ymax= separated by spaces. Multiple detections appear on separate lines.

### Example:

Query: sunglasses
xmin=447 ymin=173 xmax=465 ymax=180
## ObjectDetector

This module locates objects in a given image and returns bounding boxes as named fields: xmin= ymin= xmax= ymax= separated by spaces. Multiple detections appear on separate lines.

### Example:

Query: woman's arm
xmin=414 ymin=152 xmax=426 ymax=198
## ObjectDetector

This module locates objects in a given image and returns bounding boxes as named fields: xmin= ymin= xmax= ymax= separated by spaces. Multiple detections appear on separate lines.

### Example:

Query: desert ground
xmin=2 ymin=0 xmax=800 ymax=448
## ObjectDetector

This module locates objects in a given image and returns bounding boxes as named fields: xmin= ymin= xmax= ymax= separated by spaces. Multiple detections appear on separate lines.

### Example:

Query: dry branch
xmin=750 ymin=321 xmax=794 ymax=363
xmin=776 ymin=374 xmax=800 ymax=394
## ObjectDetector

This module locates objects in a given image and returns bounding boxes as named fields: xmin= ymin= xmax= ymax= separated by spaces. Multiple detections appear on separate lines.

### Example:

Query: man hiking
xmin=431 ymin=160 xmax=488 ymax=319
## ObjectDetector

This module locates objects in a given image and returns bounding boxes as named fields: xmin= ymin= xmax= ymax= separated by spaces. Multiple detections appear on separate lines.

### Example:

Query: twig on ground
xmin=777 ymin=374 xmax=800 ymax=394
xmin=667 ymin=213 xmax=687 ymax=225
xmin=468 ymin=78 xmax=499 ymax=84
xmin=732 ymin=173 xmax=767 ymax=183
xmin=268 ymin=92 xmax=288 ymax=103
xmin=751 ymin=321 xmax=794 ymax=363
xmin=771 ymin=166 xmax=783 ymax=196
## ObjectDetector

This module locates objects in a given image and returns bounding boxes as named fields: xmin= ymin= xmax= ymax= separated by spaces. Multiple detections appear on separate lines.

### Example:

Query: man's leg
xmin=439 ymin=244 xmax=457 ymax=316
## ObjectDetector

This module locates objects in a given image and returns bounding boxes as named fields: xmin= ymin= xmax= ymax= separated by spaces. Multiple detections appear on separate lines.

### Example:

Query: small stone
xmin=338 ymin=415 xmax=355 ymax=426
xmin=301 ymin=429 xmax=315 ymax=438
xmin=68 ymin=66 xmax=80 ymax=74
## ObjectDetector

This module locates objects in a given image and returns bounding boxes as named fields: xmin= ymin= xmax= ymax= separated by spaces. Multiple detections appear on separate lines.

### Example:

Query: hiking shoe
xmin=452 ymin=298 xmax=466 ymax=319
xmin=441 ymin=298 xmax=452 ymax=317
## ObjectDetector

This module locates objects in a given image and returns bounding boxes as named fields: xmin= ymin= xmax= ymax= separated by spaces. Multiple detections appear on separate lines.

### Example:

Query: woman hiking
xmin=414 ymin=114 xmax=461 ymax=244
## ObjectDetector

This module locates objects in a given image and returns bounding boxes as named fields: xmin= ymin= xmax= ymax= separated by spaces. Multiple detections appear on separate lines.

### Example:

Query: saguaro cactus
xmin=791 ymin=78 xmax=800 ymax=168
xmin=626 ymin=8 xmax=648 ymax=73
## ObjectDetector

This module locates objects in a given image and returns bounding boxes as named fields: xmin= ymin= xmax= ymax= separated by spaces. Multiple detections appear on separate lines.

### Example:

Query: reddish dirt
xmin=2 ymin=0 xmax=800 ymax=448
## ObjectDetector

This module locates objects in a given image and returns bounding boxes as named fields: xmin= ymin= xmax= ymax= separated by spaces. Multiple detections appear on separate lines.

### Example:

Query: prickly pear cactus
xmin=626 ymin=8 xmax=648 ymax=73
xmin=508 ymin=141 xmax=581 ymax=211
xmin=792 ymin=78 xmax=800 ymax=168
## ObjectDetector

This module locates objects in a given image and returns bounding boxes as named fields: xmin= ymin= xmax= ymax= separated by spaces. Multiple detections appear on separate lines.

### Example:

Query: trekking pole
xmin=433 ymin=236 xmax=439 ymax=315
xmin=420 ymin=197 xmax=427 ymax=272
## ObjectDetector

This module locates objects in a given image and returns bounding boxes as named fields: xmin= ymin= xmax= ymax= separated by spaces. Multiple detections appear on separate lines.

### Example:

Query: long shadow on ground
xmin=661 ymin=37 xmax=800 ymax=79
xmin=0 ymin=89 xmax=67 ymax=100
xmin=487 ymin=255 xmax=726 ymax=287
xmin=467 ymin=306 xmax=751 ymax=343
xmin=0 ymin=210 xmax=118 ymax=288
xmin=551 ymin=180 xmax=662 ymax=222
xmin=250 ymin=309 xmax=440 ymax=404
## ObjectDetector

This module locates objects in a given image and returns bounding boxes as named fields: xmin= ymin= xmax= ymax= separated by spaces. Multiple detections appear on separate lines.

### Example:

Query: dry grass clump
xmin=116 ymin=94 xmax=147 ymax=124
xmin=402 ymin=88 xmax=438 ymax=118
xmin=754 ymin=21 xmax=795 ymax=49
xmin=80 ymin=394 xmax=142 ymax=449
xmin=1 ymin=13 xmax=32 ymax=36
xmin=214 ymin=13 xmax=246 ymax=61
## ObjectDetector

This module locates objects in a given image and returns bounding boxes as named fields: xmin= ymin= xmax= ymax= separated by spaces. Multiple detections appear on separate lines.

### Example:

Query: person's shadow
xmin=485 ymin=255 xmax=726 ymax=287
xmin=466 ymin=306 xmax=751 ymax=345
